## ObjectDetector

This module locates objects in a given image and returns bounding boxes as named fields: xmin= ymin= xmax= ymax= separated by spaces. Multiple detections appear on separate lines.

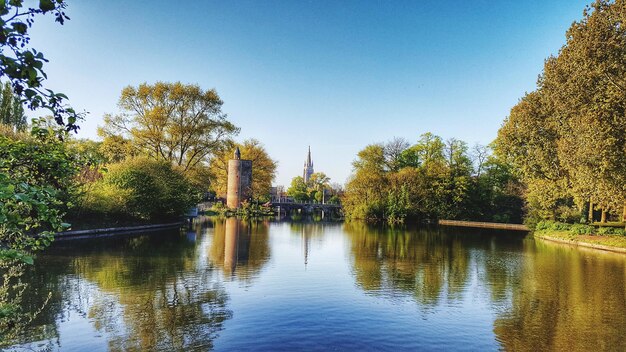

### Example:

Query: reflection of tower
xmin=227 ymin=147 xmax=253 ymax=208
xmin=223 ymin=218 xmax=251 ymax=276
xmin=224 ymin=218 xmax=239 ymax=275
xmin=302 ymin=228 xmax=311 ymax=268
xmin=303 ymin=146 xmax=314 ymax=183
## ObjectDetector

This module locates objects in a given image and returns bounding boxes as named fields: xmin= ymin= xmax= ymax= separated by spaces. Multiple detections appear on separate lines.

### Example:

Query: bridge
xmin=268 ymin=199 xmax=342 ymax=216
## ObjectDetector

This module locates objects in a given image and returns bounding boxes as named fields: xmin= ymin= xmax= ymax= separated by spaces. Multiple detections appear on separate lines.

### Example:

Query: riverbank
xmin=55 ymin=222 xmax=183 ymax=240
xmin=534 ymin=230 xmax=626 ymax=254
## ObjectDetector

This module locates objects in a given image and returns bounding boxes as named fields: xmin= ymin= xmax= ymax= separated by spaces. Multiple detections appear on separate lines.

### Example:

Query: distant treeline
xmin=342 ymin=134 xmax=523 ymax=224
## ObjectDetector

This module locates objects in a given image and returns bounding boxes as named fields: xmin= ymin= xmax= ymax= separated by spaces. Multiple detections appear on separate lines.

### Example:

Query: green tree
xmin=103 ymin=158 xmax=196 ymax=220
xmin=100 ymin=82 xmax=239 ymax=171
xmin=97 ymin=134 xmax=136 ymax=163
xmin=496 ymin=0 xmax=626 ymax=224
xmin=287 ymin=176 xmax=309 ymax=202
xmin=0 ymin=82 xmax=26 ymax=131
xmin=307 ymin=172 xmax=331 ymax=202
xmin=0 ymin=1 xmax=80 ymax=131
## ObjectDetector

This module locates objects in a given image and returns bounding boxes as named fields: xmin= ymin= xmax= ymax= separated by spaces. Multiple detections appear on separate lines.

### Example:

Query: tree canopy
xmin=343 ymin=134 xmax=523 ymax=223
xmin=100 ymin=82 xmax=239 ymax=171
xmin=495 ymin=0 xmax=626 ymax=223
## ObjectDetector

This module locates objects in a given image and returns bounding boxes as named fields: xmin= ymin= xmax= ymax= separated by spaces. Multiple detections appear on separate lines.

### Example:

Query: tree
xmin=98 ymin=134 xmax=136 ymax=163
xmin=287 ymin=176 xmax=309 ymax=202
xmin=0 ymin=1 xmax=81 ymax=131
xmin=383 ymin=137 xmax=410 ymax=172
xmin=307 ymin=172 xmax=331 ymax=202
xmin=495 ymin=0 xmax=626 ymax=224
xmin=342 ymin=134 xmax=521 ymax=223
xmin=101 ymin=82 xmax=239 ymax=171
xmin=209 ymin=139 xmax=277 ymax=201
xmin=0 ymin=82 xmax=26 ymax=130
xmin=0 ymin=2 xmax=80 ymax=344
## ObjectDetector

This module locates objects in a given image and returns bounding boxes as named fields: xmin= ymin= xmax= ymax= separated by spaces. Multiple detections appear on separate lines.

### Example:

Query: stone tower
xmin=227 ymin=147 xmax=252 ymax=208
xmin=303 ymin=146 xmax=314 ymax=183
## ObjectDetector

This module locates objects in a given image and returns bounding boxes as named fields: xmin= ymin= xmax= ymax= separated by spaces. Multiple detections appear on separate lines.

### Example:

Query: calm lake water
xmin=7 ymin=218 xmax=626 ymax=351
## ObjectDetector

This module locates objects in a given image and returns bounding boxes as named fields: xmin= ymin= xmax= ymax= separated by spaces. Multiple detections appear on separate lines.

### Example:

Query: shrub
xmin=597 ymin=227 xmax=625 ymax=236
xmin=80 ymin=182 xmax=131 ymax=216
xmin=569 ymin=224 xmax=595 ymax=235
xmin=535 ymin=220 xmax=572 ymax=232
xmin=103 ymin=158 xmax=196 ymax=220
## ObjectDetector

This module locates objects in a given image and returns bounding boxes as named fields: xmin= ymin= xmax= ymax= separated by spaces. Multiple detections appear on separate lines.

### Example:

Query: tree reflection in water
xmin=343 ymin=222 xmax=473 ymax=306
xmin=8 ymin=221 xmax=626 ymax=351
xmin=493 ymin=240 xmax=626 ymax=351
xmin=14 ymin=229 xmax=232 ymax=351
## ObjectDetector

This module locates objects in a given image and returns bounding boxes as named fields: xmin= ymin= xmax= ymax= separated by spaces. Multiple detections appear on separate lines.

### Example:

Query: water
xmin=6 ymin=218 xmax=626 ymax=351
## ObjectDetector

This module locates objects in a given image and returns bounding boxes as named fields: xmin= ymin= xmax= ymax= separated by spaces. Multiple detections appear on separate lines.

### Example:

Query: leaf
xmin=39 ymin=0 xmax=55 ymax=11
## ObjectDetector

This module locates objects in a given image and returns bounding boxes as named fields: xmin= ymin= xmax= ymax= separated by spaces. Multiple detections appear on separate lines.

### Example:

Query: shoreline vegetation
xmin=535 ymin=232 xmax=626 ymax=253
xmin=533 ymin=220 xmax=626 ymax=253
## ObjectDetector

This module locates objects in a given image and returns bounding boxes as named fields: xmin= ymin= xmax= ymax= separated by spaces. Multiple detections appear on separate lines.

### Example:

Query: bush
xmin=80 ymin=182 xmax=131 ymax=216
xmin=535 ymin=220 xmax=572 ymax=232
xmin=103 ymin=158 xmax=196 ymax=220
xmin=569 ymin=224 xmax=595 ymax=235
xmin=597 ymin=227 xmax=625 ymax=236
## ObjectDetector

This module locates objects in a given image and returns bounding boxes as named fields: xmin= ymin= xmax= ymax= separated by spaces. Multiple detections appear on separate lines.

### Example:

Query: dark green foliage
xmin=0 ymin=123 xmax=75 ymax=346
xmin=535 ymin=220 xmax=625 ymax=236
xmin=0 ymin=124 xmax=76 ymax=253
xmin=0 ymin=1 xmax=81 ymax=131
xmin=103 ymin=158 xmax=196 ymax=220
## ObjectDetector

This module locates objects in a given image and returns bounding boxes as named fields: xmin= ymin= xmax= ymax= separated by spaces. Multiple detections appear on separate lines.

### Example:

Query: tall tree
xmin=101 ymin=82 xmax=239 ymax=171
xmin=496 ymin=0 xmax=626 ymax=222
xmin=0 ymin=82 xmax=26 ymax=130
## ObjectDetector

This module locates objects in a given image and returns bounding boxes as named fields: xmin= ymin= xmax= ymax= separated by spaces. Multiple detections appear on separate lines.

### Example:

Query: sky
xmin=28 ymin=0 xmax=590 ymax=186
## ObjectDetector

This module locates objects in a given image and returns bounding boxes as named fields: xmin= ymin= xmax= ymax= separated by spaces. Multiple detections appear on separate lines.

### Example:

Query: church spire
xmin=303 ymin=146 xmax=314 ymax=183
xmin=307 ymin=145 xmax=312 ymax=166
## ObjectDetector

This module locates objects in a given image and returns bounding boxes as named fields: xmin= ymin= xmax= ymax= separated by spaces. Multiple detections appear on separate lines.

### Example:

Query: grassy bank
xmin=533 ymin=221 xmax=626 ymax=252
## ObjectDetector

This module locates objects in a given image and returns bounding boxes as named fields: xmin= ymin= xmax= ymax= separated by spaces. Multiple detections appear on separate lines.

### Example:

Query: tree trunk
xmin=601 ymin=209 xmax=607 ymax=223
xmin=588 ymin=199 xmax=594 ymax=222
xmin=622 ymin=204 xmax=626 ymax=230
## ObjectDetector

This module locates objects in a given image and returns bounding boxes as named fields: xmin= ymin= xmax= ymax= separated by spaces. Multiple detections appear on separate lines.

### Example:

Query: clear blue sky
xmin=29 ymin=0 xmax=590 ymax=186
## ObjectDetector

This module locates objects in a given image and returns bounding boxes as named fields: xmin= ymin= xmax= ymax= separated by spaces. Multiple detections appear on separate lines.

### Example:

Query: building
xmin=226 ymin=147 xmax=253 ymax=208
xmin=303 ymin=146 xmax=314 ymax=183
